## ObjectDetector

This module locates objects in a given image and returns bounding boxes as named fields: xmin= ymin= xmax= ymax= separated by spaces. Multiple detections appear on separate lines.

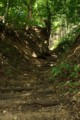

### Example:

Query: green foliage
xmin=51 ymin=63 xmax=80 ymax=80
xmin=66 ymin=81 xmax=80 ymax=88
xmin=55 ymin=26 xmax=80 ymax=54
xmin=55 ymin=38 xmax=72 ymax=54
xmin=0 ymin=0 xmax=80 ymax=28
xmin=56 ymin=36 xmax=73 ymax=53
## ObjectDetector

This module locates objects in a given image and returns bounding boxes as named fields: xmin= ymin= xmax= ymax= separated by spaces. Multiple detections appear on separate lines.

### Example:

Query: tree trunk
xmin=28 ymin=3 xmax=32 ymax=21
xmin=42 ymin=1 xmax=52 ymax=54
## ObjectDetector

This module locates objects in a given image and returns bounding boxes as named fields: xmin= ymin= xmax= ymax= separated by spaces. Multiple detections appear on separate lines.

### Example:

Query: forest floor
xmin=0 ymin=57 xmax=80 ymax=120
xmin=0 ymin=27 xmax=80 ymax=120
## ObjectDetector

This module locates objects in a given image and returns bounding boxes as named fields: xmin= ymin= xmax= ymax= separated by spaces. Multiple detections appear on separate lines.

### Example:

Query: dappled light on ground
xmin=0 ymin=25 xmax=80 ymax=120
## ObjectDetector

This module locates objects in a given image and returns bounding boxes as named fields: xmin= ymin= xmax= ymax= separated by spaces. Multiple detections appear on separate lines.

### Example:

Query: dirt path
xmin=0 ymin=64 xmax=80 ymax=120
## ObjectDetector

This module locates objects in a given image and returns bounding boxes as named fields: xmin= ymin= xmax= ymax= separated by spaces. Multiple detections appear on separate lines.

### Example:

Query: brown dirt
xmin=0 ymin=63 xmax=80 ymax=120
xmin=0 ymin=26 xmax=80 ymax=120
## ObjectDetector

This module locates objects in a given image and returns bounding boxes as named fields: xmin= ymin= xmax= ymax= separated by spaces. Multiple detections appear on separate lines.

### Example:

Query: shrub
xmin=51 ymin=63 xmax=80 ymax=81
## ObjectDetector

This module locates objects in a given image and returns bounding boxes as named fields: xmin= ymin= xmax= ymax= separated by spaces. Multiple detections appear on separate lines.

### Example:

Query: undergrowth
xmin=54 ymin=26 xmax=80 ymax=54
xmin=51 ymin=62 xmax=80 ymax=81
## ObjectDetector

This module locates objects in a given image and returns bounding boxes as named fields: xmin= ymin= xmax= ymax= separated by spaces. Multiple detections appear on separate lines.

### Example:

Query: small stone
xmin=13 ymin=116 xmax=18 ymax=120
xmin=3 ymin=110 xmax=7 ymax=114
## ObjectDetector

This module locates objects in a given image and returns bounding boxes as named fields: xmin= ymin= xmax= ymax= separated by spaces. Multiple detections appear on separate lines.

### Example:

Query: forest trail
xmin=0 ymin=60 xmax=80 ymax=120
xmin=0 ymin=26 xmax=80 ymax=120
xmin=0 ymin=0 xmax=80 ymax=117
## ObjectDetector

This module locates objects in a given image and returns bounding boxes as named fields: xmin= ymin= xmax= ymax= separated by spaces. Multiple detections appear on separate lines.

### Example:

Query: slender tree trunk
xmin=45 ymin=1 xmax=51 ymax=40
xmin=42 ymin=1 xmax=52 ymax=54
xmin=28 ymin=3 xmax=32 ymax=21
xmin=4 ymin=0 xmax=9 ymax=23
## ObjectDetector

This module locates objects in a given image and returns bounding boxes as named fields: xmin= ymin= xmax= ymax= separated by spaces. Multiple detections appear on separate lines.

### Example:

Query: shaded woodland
xmin=0 ymin=0 xmax=80 ymax=119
